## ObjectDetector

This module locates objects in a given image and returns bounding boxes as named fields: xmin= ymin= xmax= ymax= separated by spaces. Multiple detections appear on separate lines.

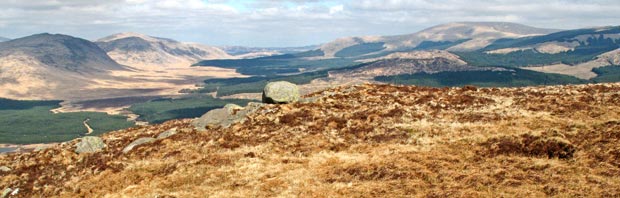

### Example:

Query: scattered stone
xmin=157 ymin=128 xmax=178 ymax=139
xmin=192 ymin=102 xmax=265 ymax=131
xmin=1 ymin=188 xmax=11 ymax=198
xmin=223 ymin=103 xmax=243 ymax=111
xmin=74 ymin=136 xmax=106 ymax=154
xmin=34 ymin=145 xmax=53 ymax=152
xmin=262 ymin=81 xmax=300 ymax=104
xmin=0 ymin=166 xmax=10 ymax=172
xmin=299 ymin=96 xmax=319 ymax=103
xmin=9 ymin=189 xmax=17 ymax=196
xmin=123 ymin=137 xmax=156 ymax=153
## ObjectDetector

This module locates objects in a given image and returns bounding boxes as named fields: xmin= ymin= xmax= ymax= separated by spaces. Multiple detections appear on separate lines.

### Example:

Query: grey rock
xmin=122 ymin=137 xmax=156 ymax=154
xmin=262 ymin=81 xmax=300 ymax=104
xmin=157 ymin=128 xmax=178 ymax=139
xmin=192 ymin=102 xmax=265 ymax=131
xmin=0 ymin=166 xmax=10 ymax=172
xmin=223 ymin=103 xmax=243 ymax=111
xmin=75 ymin=136 xmax=106 ymax=154
xmin=34 ymin=145 xmax=52 ymax=152
xmin=1 ymin=188 xmax=11 ymax=198
xmin=299 ymin=96 xmax=319 ymax=103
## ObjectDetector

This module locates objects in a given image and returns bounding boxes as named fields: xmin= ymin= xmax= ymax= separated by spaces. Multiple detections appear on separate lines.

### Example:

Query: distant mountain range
xmin=0 ymin=37 xmax=9 ymax=42
xmin=317 ymin=22 xmax=559 ymax=58
xmin=220 ymin=45 xmax=319 ymax=58
xmin=0 ymin=22 xmax=619 ymax=101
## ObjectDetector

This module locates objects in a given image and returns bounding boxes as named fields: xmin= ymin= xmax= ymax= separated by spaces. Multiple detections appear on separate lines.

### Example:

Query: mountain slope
xmin=0 ymin=33 xmax=128 ymax=99
xmin=455 ymin=26 xmax=620 ymax=79
xmin=318 ymin=22 xmax=559 ymax=58
xmin=96 ymin=33 xmax=232 ymax=68
xmin=2 ymin=83 xmax=620 ymax=197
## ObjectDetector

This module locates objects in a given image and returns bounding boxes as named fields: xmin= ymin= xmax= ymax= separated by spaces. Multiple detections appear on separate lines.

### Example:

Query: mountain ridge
xmin=317 ymin=22 xmax=560 ymax=58
xmin=96 ymin=32 xmax=232 ymax=69
xmin=0 ymin=33 xmax=129 ymax=99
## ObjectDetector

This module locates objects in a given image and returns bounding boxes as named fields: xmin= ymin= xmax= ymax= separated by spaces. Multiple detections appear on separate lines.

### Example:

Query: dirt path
xmin=83 ymin=118 xmax=94 ymax=134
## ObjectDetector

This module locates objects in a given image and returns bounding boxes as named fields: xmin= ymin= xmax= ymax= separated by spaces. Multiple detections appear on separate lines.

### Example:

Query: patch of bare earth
xmin=2 ymin=83 xmax=620 ymax=197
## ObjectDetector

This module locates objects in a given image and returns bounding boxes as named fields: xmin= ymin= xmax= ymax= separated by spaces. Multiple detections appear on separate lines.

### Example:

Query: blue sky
xmin=0 ymin=0 xmax=619 ymax=47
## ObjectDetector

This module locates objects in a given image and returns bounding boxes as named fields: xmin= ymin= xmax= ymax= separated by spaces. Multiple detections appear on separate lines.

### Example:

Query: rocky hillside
xmin=332 ymin=50 xmax=505 ymax=78
xmin=2 ymin=83 xmax=620 ymax=197
xmin=96 ymin=33 xmax=232 ymax=68
xmin=0 ymin=33 xmax=128 ymax=99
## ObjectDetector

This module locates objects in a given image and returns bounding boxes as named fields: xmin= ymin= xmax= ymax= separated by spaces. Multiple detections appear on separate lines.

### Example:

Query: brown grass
xmin=2 ymin=83 xmax=620 ymax=197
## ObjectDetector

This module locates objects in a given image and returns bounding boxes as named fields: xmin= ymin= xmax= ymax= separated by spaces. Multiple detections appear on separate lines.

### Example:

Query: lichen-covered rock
xmin=74 ymin=136 xmax=106 ymax=154
xmin=122 ymin=137 xmax=156 ymax=153
xmin=0 ymin=166 xmax=10 ymax=172
xmin=1 ymin=188 xmax=11 ymax=198
xmin=262 ymin=81 xmax=300 ymax=104
xmin=192 ymin=102 xmax=265 ymax=131
xmin=157 ymin=128 xmax=178 ymax=139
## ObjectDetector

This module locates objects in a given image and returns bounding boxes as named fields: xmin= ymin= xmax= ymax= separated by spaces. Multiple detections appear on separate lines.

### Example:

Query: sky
xmin=0 ymin=0 xmax=619 ymax=47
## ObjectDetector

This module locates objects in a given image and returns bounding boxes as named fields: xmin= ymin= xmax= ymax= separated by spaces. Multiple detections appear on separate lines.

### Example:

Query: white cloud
xmin=329 ymin=4 xmax=344 ymax=14
xmin=0 ymin=0 xmax=618 ymax=46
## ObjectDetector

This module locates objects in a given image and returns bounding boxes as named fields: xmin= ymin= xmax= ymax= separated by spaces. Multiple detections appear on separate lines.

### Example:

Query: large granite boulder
xmin=262 ymin=81 xmax=300 ymax=104
xmin=192 ymin=102 xmax=265 ymax=131
xmin=74 ymin=136 xmax=106 ymax=154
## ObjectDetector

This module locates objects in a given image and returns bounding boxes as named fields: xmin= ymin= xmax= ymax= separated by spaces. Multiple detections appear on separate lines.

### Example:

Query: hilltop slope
xmin=1 ymin=83 xmax=620 ymax=197
xmin=96 ymin=33 xmax=232 ymax=68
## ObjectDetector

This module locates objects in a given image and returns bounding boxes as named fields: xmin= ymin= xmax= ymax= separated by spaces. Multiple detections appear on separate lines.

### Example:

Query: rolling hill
xmin=317 ymin=22 xmax=559 ymax=58
xmin=455 ymin=26 xmax=620 ymax=79
xmin=96 ymin=32 xmax=232 ymax=69
xmin=0 ymin=33 xmax=129 ymax=99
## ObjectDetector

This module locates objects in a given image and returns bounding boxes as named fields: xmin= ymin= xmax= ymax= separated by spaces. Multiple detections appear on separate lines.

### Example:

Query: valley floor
xmin=1 ymin=83 xmax=620 ymax=197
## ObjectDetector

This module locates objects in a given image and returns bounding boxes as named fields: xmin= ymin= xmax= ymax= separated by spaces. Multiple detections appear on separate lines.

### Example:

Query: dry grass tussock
xmin=2 ymin=83 xmax=620 ymax=197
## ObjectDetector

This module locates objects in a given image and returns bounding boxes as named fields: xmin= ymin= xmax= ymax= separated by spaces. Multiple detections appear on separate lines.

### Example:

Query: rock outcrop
xmin=191 ymin=102 xmax=265 ymax=131
xmin=122 ymin=137 xmax=156 ymax=153
xmin=157 ymin=128 xmax=178 ymax=139
xmin=262 ymin=81 xmax=300 ymax=104
xmin=74 ymin=136 xmax=106 ymax=154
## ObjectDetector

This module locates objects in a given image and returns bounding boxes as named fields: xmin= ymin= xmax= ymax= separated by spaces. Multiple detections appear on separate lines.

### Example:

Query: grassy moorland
xmin=4 ymin=83 xmax=620 ymax=197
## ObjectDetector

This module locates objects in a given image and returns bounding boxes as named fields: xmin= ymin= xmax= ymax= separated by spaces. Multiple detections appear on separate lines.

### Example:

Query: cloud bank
xmin=0 ymin=0 xmax=618 ymax=47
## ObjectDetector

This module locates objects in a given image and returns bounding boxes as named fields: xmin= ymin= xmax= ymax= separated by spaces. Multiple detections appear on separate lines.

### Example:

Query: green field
xmin=591 ymin=65 xmax=620 ymax=83
xmin=0 ymin=99 xmax=134 ymax=144
xmin=128 ymin=95 xmax=255 ymax=124
xmin=374 ymin=68 xmax=586 ymax=87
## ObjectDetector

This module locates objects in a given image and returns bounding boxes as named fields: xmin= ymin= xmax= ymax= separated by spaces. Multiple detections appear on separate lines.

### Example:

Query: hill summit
xmin=1 ymin=82 xmax=620 ymax=197
xmin=96 ymin=32 xmax=231 ymax=68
